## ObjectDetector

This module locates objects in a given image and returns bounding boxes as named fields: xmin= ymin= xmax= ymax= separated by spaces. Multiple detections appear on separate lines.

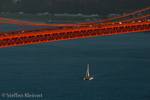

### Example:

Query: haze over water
xmin=0 ymin=23 xmax=150 ymax=99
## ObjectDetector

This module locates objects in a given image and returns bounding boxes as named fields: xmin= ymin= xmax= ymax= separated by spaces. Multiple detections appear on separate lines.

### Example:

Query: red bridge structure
xmin=1 ymin=7 xmax=150 ymax=48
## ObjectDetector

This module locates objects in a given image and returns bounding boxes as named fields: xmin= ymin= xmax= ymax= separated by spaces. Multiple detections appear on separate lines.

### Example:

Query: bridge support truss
xmin=0 ymin=22 xmax=150 ymax=48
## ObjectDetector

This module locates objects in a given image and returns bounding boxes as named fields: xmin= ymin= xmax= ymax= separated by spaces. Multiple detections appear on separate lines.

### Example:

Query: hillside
xmin=0 ymin=0 xmax=150 ymax=15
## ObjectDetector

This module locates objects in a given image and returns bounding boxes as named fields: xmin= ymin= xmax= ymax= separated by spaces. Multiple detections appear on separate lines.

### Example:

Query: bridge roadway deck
xmin=0 ymin=21 xmax=150 ymax=47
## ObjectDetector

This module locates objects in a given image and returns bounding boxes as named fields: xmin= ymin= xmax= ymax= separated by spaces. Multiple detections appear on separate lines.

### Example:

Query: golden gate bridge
xmin=1 ymin=7 xmax=150 ymax=48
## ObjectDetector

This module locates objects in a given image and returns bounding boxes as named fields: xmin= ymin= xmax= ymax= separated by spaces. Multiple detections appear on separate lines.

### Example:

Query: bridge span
xmin=1 ymin=7 xmax=150 ymax=48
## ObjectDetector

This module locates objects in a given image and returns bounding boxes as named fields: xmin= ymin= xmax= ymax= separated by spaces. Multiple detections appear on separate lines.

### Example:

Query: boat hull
xmin=84 ymin=77 xmax=93 ymax=80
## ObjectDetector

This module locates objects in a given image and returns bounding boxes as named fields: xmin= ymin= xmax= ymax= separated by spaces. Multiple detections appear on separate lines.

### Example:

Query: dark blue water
xmin=0 ymin=28 xmax=150 ymax=99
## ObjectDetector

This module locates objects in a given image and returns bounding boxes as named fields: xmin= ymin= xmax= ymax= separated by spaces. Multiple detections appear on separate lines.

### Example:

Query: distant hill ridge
xmin=0 ymin=0 xmax=150 ymax=15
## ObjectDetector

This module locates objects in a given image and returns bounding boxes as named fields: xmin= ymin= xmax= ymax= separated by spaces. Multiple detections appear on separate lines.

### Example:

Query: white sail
xmin=87 ymin=64 xmax=89 ymax=77
xmin=86 ymin=64 xmax=90 ymax=77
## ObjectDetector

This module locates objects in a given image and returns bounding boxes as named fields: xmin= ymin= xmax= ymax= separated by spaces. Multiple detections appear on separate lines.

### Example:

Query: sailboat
xmin=84 ymin=64 xmax=94 ymax=80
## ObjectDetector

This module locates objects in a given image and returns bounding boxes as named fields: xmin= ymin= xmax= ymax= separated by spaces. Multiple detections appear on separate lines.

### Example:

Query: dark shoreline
xmin=0 ymin=13 xmax=95 ymax=24
xmin=1 ymin=17 xmax=86 ymax=24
